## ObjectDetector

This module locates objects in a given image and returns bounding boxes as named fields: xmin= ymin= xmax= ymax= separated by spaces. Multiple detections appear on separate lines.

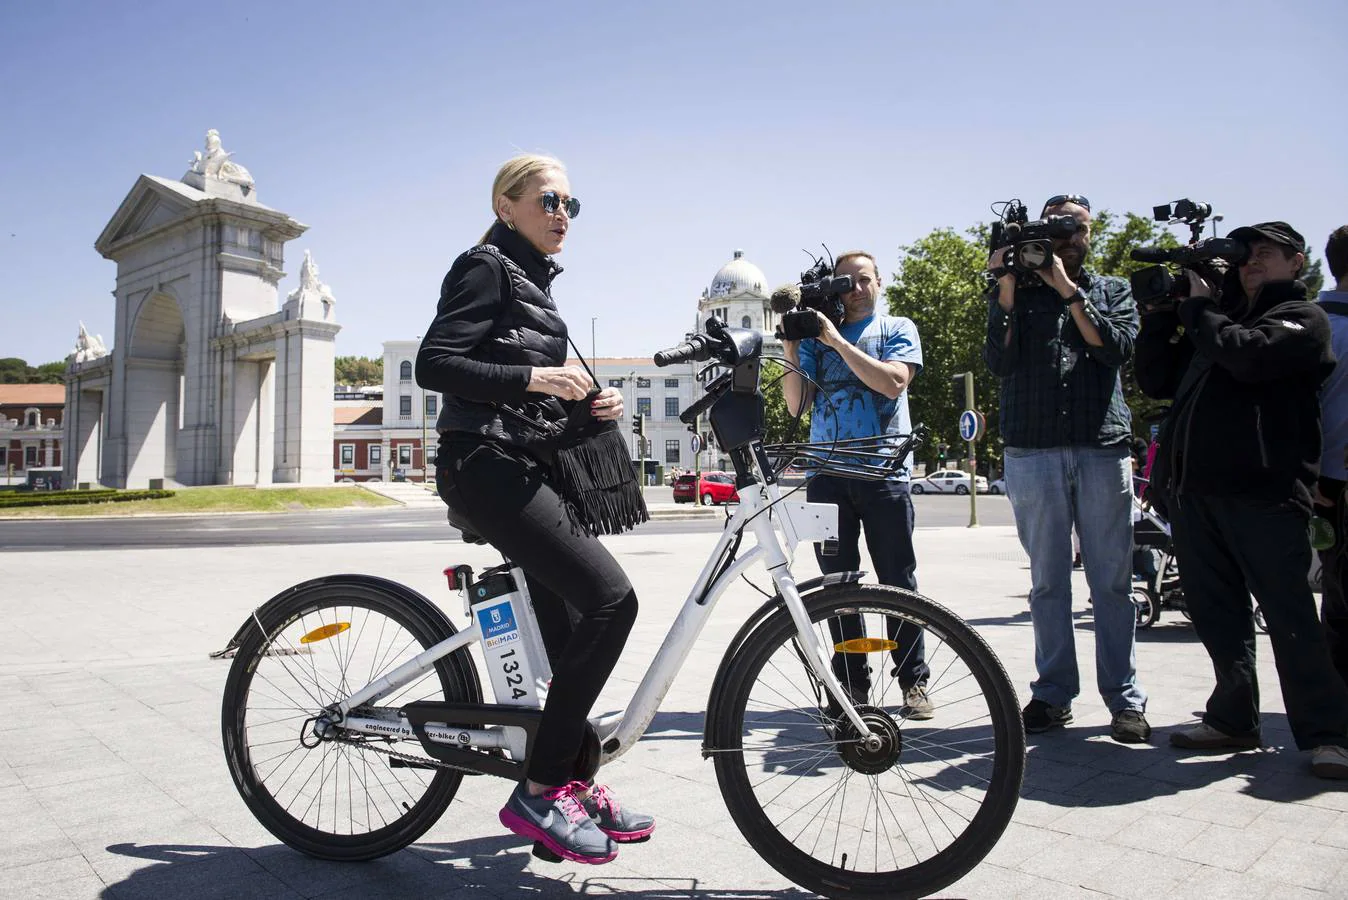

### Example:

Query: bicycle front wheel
xmin=710 ymin=584 xmax=1024 ymax=900
xmin=221 ymin=578 xmax=480 ymax=860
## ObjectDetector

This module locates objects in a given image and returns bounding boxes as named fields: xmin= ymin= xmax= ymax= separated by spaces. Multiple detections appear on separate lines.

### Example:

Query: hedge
xmin=0 ymin=489 xmax=175 ymax=509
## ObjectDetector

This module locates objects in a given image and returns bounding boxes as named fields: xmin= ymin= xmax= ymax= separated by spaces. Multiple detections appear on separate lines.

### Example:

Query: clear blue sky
xmin=2 ymin=0 xmax=1344 ymax=365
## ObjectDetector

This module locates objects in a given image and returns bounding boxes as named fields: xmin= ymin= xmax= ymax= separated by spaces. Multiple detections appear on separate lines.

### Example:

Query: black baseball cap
xmin=1227 ymin=221 xmax=1306 ymax=254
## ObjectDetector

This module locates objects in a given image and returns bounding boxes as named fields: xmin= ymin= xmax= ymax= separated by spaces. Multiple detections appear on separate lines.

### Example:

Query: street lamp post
xmin=591 ymin=317 xmax=598 ymax=377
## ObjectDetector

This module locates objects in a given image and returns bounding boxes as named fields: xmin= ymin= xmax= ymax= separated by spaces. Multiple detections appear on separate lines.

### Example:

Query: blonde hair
xmin=834 ymin=250 xmax=880 ymax=281
xmin=479 ymin=153 xmax=567 ymax=244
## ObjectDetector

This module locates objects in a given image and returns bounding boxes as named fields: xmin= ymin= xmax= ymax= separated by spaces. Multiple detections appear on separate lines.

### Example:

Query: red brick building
xmin=1 ymin=384 xmax=64 ymax=481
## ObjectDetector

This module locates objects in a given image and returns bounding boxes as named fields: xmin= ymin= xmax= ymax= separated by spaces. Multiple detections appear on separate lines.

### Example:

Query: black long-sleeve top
xmin=415 ymin=222 xmax=562 ymax=403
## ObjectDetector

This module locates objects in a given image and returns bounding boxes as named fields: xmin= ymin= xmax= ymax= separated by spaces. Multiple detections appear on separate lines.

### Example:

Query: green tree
xmin=886 ymin=227 xmax=994 ymax=473
xmin=1302 ymin=254 xmax=1324 ymax=297
xmin=334 ymin=355 xmax=383 ymax=386
xmin=760 ymin=359 xmax=810 ymax=445
xmin=0 ymin=357 xmax=66 ymax=384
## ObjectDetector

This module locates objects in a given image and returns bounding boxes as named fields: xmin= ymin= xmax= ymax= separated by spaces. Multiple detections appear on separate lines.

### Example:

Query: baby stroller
xmin=1131 ymin=494 xmax=1186 ymax=629
xmin=1131 ymin=488 xmax=1273 ymax=633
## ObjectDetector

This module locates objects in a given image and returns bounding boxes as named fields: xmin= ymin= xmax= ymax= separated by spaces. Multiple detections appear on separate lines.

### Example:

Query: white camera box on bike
xmin=466 ymin=570 xmax=552 ymax=707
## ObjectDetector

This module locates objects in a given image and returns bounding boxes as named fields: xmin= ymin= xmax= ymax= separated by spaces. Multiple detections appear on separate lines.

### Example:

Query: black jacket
xmin=415 ymin=222 xmax=572 ymax=448
xmin=1136 ymin=279 xmax=1336 ymax=515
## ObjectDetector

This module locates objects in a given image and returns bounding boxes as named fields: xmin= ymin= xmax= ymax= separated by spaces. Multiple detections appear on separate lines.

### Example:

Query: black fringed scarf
xmin=496 ymin=342 xmax=648 ymax=536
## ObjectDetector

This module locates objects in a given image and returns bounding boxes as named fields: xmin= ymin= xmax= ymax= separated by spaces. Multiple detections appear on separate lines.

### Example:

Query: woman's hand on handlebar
xmin=527 ymin=366 xmax=593 ymax=401
xmin=590 ymin=387 xmax=623 ymax=421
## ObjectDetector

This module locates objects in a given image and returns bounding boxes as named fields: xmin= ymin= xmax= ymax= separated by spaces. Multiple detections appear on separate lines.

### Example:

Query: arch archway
xmin=124 ymin=293 xmax=186 ymax=486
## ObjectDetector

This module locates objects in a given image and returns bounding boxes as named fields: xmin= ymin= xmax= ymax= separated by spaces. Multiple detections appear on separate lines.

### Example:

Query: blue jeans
xmin=807 ymin=474 xmax=928 ymax=689
xmin=1004 ymin=445 xmax=1146 ymax=714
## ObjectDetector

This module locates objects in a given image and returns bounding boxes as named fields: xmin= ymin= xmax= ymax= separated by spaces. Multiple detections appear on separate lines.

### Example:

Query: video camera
xmin=986 ymin=200 xmax=1081 ymax=290
xmin=1129 ymin=199 xmax=1247 ymax=310
xmin=771 ymin=250 xmax=852 ymax=342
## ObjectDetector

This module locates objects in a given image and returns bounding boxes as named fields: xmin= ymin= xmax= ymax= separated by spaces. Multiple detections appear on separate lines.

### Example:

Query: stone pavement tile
xmin=1179 ymin=787 xmax=1270 ymax=828
xmin=1111 ymin=811 xmax=1209 ymax=854
xmin=1012 ymin=788 xmax=1084 ymax=829
xmin=0 ymin=834 xmax=84 ymax=871
xmin=1076 ymin=847 xmax=1199 ymax=900
xmin=1247 ymin=797 xmax=1341 ymax=843
xmin=1044 ymin=800 xmax=1149 ymax=841
xmin=0 ymin=853 xmax=100 ymax=894
xmin=1021 ymin=753 xmax=1099 ymax=793
xmin=1315 ymin=810 xmax=1348 ymax=849
xmin=1009 ymin=875 xmax=1114 ymax=899
xmin=981 ymin=821 xmax=1067 ymax=870
xmin=67 ymin=815 xmax=241 ymax=883
xmin=1160 ymin=864 xmax=1278 ymax=900
xmin=1246 ymin=836 xmax=1348 ymax=892
xmin=946 ymin=861 xmax=1051 ymax=899
xmin=1173 ymin=821 xmax=1281 ymax=871
xmin=1014 ymin=832 xmax=1127 ymax=883
xmin=7 ymin=876 xmax=111 ymax=900
xmin=248 ymin=843 xmax=451 ymax=898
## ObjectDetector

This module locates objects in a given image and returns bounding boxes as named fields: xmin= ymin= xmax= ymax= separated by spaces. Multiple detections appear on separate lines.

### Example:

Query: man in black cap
xmin=1136 ymin=221 xmax=1348 ymax=778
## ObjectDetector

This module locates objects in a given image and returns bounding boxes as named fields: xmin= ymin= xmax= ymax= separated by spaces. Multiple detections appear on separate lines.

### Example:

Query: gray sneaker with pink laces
xmin=576 ymin=780 xmax=655 ymax=842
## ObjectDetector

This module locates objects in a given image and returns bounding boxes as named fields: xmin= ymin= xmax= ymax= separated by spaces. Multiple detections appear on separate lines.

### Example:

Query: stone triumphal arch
xmin=64 ymin=130 xmax=340 ymax=488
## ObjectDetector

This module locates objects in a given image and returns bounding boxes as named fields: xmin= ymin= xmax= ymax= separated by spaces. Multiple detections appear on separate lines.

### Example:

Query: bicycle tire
xmin=221 ymin=576 xmax=480 ymax=861
xmin=708 ymin=583 xmax=1024 ymax=900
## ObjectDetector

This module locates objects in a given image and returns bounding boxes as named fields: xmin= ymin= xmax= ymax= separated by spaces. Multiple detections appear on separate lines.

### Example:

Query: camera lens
xmin=1019 ymin=241 xmax=1050 ymax=269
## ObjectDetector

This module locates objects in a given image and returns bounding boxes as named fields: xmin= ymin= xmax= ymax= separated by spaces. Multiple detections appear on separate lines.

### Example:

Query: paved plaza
xmin=2 ymin=516 xmax=1347 ymax=898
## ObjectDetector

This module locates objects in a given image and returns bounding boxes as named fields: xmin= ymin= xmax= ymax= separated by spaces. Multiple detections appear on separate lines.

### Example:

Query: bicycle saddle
xmin=446 ymin=508 xmax=489 ymax=545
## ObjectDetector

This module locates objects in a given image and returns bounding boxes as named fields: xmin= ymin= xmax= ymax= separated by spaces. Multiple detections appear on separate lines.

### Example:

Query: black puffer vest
xmin=435 ymin=241 xmax=570 ymax=448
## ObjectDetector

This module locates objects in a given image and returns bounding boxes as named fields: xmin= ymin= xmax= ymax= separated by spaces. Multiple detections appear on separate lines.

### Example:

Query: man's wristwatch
xmin=1063 ymin=286 xmax=1087 ymax=306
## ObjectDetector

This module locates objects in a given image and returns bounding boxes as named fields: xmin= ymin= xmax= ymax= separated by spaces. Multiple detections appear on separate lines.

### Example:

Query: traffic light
xmin=937 ymin=443 xmax=948 ymax=464
xmin=950 ymin=372 xmax=972 ymax=410
xmin=632 ymin=415 xmax=646 ymax=438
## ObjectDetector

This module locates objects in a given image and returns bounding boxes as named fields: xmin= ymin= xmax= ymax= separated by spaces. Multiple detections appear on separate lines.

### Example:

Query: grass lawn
xmin=0 ymin=485 xmax=400 ymax=518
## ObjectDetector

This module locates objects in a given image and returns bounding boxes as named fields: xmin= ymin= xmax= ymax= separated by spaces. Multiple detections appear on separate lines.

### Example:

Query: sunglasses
xmin=540 ymin=191 xmax=581 ymax=219
xmin=1042 ymin=194 xmax=1091 ymax=214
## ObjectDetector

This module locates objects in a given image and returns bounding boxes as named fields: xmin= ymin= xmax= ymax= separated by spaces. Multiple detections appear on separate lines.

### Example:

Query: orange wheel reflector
xmin=300 ymin=622 xmax=350 ymax=644
xmin=833 ymin=638 xmax=898 ymax=654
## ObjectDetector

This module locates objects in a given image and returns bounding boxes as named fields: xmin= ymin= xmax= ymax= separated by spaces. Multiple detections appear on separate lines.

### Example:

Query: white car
xmin=988 ymin=477 xmax=1007 ymax=495
xmin=910 ymin=470 xmax=989 ymax=495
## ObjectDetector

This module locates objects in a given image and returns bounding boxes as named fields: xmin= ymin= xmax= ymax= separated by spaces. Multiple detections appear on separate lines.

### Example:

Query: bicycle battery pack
xmin=468 ymin=568 xmax=553 ymax=708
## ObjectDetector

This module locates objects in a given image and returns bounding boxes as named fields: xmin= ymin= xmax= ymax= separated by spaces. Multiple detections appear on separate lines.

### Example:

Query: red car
xmin=672 ymin=472 xmax=740 ymax=505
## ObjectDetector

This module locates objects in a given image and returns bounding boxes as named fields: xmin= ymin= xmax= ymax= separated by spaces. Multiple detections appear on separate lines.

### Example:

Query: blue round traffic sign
xmin=958 ymin=410 xmax=985 ymax=442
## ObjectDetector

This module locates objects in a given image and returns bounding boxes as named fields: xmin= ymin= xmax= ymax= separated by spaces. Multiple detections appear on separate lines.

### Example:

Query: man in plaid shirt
xmin=983 ymin=195 xmax=1150 ymax=744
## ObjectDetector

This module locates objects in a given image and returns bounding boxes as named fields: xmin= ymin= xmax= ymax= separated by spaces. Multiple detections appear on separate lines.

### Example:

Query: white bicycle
xmin=219 ymin=318 xmax=1026 ymax=900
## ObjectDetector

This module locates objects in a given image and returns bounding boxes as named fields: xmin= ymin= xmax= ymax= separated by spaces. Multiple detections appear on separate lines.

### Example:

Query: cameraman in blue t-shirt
xmin=781 ymin=251 xmax=931 ymax=719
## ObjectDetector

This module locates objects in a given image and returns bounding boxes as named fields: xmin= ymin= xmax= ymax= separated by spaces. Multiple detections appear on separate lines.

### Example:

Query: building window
xmin=24 ymin=409 xmax=39 ymax=428
xmin=399 ymin=395 xmax=412 ymax=417
xmin=398 ymin=445 xmax=412 ymax=466
xmin=665 ymin=397 xmax=680 ymax=418
xmin=399 ymin=360 xmax=412 ymax=381
xmin=25 ymin=446 xmax=38 ymax=467
xmin=664 ymin=378 xmax=679 ymax=389
xmin=339 ymin=444 xmax=355 ymax=466
xmin=741 ymin=315 xmax=752 ymax=328
xmin=425 ymin=395 xmax=437 ymax=417
xmin=636 ymin=377 xmax=651 ymax=388
xmin=608 ymin=378 xmax=624 ymax=388
xmin=637 ymin=397 xmax=651 ymax=418
xmin=665 ymin=440 xmax=680 ymax=464
xmin=426 ymin=445 xmax=437 ymax=466
xmin=369 ymin=444 xmax=382 ymax=468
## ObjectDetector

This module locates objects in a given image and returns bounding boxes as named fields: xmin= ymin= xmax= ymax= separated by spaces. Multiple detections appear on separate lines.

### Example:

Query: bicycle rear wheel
xmin=709 ymin=584 xmax=1024 ymax=900
xmin=221 ymin=577 xmax=480 ymax=860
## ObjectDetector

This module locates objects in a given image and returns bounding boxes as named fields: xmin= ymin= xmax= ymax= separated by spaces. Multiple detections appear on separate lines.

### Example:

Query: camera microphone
xmin=770 ymin=283 xmax=801 ymax=314
xmin=1130 ymin=247 xmax=1173 ymax=263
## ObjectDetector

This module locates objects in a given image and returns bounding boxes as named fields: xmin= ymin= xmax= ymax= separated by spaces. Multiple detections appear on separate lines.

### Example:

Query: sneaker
xmin=1022 ymin=699 xmax=1073 ymax=734
xmin=499 ymin=782 xmax=616 ymax=864
xmin=576 ymin=781 xmax=655 ymax=842
xmin=902 ymin=684 xmax=935 ymax=721
xmin=1311 ymin=745 xmax=1348 ymax=779
xmin=1110 ymin=709 xmax=1151 ymax=744
xmin=1168 ymin=722 xmax=1261 ymax=751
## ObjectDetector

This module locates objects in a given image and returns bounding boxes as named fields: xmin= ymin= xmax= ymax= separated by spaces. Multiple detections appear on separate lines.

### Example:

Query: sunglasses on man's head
xmin=1042 ymin=194 xmax=1091 ymax=214
xmin=540 ymin=191 xmax=581 ymax=219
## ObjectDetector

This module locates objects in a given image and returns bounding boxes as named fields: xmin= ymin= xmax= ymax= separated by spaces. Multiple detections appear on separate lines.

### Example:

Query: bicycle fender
xmin=212 ymin=574 xmax=475 ymax=696
xmin=701 ymin=571 xmax=865 ymax=756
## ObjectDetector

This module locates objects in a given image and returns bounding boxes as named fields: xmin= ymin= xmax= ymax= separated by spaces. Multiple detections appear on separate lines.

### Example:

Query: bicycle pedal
xmin=531 ymin=841 xmax=564 ymax=863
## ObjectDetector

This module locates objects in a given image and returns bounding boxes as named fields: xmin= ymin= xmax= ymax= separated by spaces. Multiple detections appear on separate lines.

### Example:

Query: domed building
xmin=697 ymin=250 xmax=780 ymax=350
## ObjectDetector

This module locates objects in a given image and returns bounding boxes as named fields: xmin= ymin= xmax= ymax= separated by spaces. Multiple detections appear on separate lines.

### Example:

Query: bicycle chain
xmin=341 ymin=736 xmax=482 ymax=776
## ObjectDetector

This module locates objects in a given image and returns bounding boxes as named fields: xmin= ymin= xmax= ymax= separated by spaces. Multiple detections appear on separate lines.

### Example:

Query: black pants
xmin=807 ymin=474 xmax=927 ymax=691
xmin=436 ymin=439 xmax=638 ymax=786
xmin=1318 ymin=477 xmax=1348 ymax=689
xmin=1171 ymin=492 xmax=1348 ymax=750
